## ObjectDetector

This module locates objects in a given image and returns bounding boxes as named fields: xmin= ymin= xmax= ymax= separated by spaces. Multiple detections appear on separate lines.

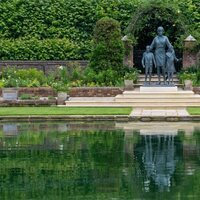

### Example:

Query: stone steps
xmin=122 ymin=91 xmax=194 ymax=95
xmin=137 ymin=81 xmax=179 ymax=84
xmin=115 ymin=95 xmax=197 ymax=98
xmin=137 ymin=75 xmax=180 ymax=86
xmin=65 ymin=89 xmax=200 ymax=108
xmin=138 ymin=78 xmax=179 ymax=81
xmin=134 ymin=83 xmax=184 ymax=87
xmin=138 ymin=75 xmax=178 ymax=78
xmin=115 ymin=99 xmax=200 ymax=103
xmin=64 ymin=102 xmax=200 ymax=107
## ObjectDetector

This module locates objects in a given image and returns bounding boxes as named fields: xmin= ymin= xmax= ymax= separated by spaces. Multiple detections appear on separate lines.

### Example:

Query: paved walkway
xmin=130 ymin=108 xmax=190 ymax=117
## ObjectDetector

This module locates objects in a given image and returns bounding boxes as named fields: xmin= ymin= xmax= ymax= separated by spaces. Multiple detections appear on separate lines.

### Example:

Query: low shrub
xmin=1 ymin=67 xmax=47 ymax=87
xmin=123 ymin=67 xmax=140 ymax=83
xmin=19 ymin=93 xmax=32 ymax=100
xmin=82 ymin=67 xmax=123 ymax=87
xmin=178 ymin=63 xmax=200 ymax=86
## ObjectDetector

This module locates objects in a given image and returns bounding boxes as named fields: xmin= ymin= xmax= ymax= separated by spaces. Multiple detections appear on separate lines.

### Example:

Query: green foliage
xmin=0 ymin=0 xmax=98 ymax=60
xmin=0 ymin=0 xmax=97 ymax=41
xmin=0 ymin=38 xmax=84 ymax=60
xmin=90 ymin=17 xmax=124 ymax=72
xmin=51 ymin=81 xmax=69 ymax=92
xmin=0 ymin=0 xmax=199 ymax=59
xmin=87 ymin=17 xmax=124 ymax=86
xmin=80 ymin=66 xmax=140 ymax=87
xmin=1 ymin=67 xmax=46 ymax=87
xmin=19 ymin=93 xmax=32 ymax=100
xmin=46 ymin=66 xmax=69 ymax=92
xmin=48 ymin=95 xmax=55 ymax=100
xmin=0 ymin=80 xmax=4 ymax=88
xmin=83 ymin=67 xmax=123 ymax=86
xmin=178 ymin=72 xmax=197 ymax=84
xmin=178 ymin=0 xmax=200 ymax=45
xmin=124 ymin=68 xmax=139 ymax=83
xmin=178 ymin=63 xmax=200 ymax=86
xmin=127 ymin=0 xmax=188 ymax=49
xmin=46 ymin=63 xmax=84 ymax=90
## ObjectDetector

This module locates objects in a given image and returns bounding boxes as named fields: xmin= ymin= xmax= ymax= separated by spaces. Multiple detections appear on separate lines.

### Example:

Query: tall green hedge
xmin=0 ymin=38 xmax=87 ymax=60
xmin=0 ymin=0 xmax=199 ymax=60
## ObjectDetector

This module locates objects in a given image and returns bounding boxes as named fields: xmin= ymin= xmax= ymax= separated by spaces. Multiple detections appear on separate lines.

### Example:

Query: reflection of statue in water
xmin=150 ymin=26 xmax=172 ymax=85
xmin=142 ymin=46 xmax=156 ymax=85
xmin=166 ymin=46 xmax=180 ymax=85
xmin=139 ymin=135 xmax=178 ymax=192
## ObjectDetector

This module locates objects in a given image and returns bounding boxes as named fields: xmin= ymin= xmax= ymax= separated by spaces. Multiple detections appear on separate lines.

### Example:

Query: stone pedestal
xmin=183 ymin=35 xmax=199 ymax=68
xmin=57 ymin=92 xmax=68 ymax=105
xmin=122 ymin=36 xmax=134 ymax=68
xmin=124 ymin=80 xmax=134 ymax=90
xmin=140 ymin=86 xmax=178 ymax=92
xmin=184 ymin=80 xmax=193 ymax=91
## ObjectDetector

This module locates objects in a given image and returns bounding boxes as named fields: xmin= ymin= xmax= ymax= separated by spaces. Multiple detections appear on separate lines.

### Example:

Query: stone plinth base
xmin=140 ymin=86 xmax=178 ymax=92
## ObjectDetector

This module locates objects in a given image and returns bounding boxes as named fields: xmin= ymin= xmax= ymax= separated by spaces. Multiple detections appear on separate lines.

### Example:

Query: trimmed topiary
xmin=89 ymin=17 xmax=124 ymax=74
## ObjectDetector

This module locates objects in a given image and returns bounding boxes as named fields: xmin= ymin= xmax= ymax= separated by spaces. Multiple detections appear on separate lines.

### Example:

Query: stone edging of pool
xmin=0 ymin=115 xmax=200 ymax=122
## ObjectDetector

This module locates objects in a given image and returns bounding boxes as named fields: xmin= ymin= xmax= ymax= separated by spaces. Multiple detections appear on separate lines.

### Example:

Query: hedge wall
xmin=0 ymin=38 xmax=88 ymax=60
xmin=0 ymin=0 xmax=199 ymax=60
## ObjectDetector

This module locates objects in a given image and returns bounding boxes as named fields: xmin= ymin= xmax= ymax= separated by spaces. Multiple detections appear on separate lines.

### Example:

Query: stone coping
xmin=0 ymin=115 xmax=199 ymax=122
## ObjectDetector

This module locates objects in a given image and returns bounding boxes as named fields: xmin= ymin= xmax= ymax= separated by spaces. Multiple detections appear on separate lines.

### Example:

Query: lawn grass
xmin=0 ymin=107 xmax=132 ymax=116
xmin=187 ymin=107 xmax=200 ymax=115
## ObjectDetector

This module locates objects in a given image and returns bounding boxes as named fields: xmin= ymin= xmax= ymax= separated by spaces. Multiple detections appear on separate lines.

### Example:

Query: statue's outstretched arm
xmin=166 ymin=36 xmax=172 ymax=49
xmin=174 ymin=53 xmax=179 ymax=62
xmin=150 ymin=38 xmax=155 ymax=51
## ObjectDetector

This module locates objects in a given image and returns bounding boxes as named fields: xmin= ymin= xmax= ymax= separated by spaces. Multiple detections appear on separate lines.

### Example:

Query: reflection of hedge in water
xmin=1 ymin=129 xmax=200 ymax=199
xmin=0 ymin=130 xmax=127 ymax=199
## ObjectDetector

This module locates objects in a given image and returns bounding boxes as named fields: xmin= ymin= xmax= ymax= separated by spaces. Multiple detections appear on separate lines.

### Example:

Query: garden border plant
xmin=178 ymin=62 xmax=200 ymax=86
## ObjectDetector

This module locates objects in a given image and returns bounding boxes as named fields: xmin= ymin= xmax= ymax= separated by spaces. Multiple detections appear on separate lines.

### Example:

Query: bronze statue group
xmin=142 ymin=26 xmax=181 ymax=85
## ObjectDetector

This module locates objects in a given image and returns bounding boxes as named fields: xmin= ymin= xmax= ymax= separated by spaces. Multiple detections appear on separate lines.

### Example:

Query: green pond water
xmin=0 ymin=122 xmax=200 ymax=200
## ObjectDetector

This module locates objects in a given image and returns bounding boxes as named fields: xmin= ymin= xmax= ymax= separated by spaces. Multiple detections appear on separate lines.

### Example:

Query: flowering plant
xmin=51 ymin=81 xmax=69 ymax=92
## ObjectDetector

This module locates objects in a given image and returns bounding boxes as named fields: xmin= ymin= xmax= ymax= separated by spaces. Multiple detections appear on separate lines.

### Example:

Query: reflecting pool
xmin=0 ymin=122 xmax=200 ymax=199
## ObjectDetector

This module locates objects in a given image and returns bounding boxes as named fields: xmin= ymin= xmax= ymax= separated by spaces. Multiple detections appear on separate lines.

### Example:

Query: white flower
xmin=59 ymin=66 xmax=64 ymax=70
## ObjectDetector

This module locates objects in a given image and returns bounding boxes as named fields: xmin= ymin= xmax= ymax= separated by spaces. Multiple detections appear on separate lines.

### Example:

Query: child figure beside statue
xmin=142 ymin=46 xmax=156 ymax=84
xmin=165 ymin=46 xmax=181 ymax=85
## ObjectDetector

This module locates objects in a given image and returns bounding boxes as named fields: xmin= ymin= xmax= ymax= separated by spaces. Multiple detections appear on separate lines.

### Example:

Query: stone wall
xmin=0 ymin=60 xmax=88 ymax=75
xmin=0 ymin=87 xmax=124 ymax=97
xmin=0 ymin=100 xmax=57 ymax=107
xmin=69 ymin=87 xmax=123 ymax=97
xmin=0 ymin=87 xmax=56 ymax=97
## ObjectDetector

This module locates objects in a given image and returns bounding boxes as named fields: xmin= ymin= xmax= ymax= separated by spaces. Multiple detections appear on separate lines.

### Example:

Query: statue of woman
xmin=150 ymin=27 xmax=172 ymax=84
